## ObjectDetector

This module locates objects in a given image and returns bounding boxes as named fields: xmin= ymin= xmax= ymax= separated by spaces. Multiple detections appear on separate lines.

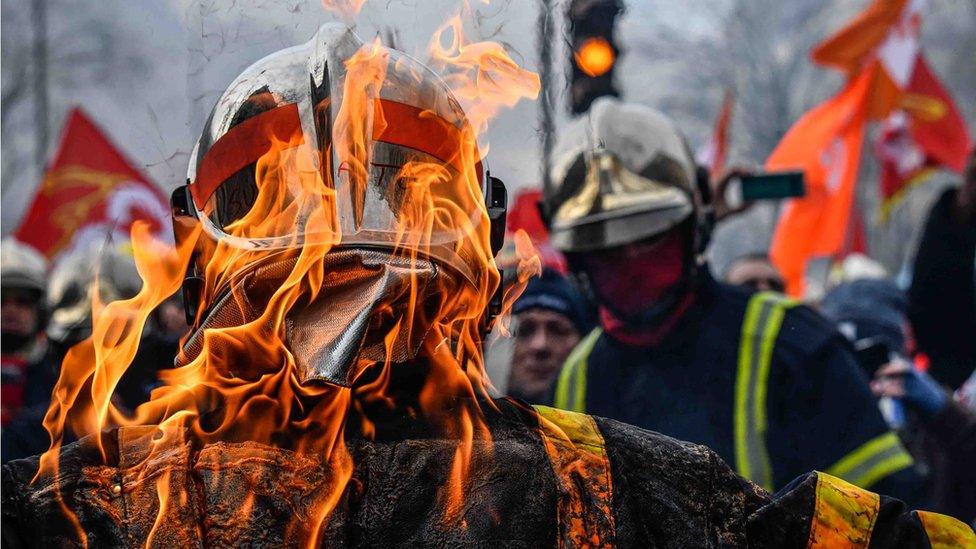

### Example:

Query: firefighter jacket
xmin=909 ymin=187 xmax=976 ymax=389
xmin=3 ymin=399 xmax=971 ymax=547
xmin=552 ymin=272 xmax=925 ymax=501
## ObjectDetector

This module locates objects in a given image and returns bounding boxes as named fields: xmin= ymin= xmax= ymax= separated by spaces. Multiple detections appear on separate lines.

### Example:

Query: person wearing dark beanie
xmin=507 ymin=269 xmax=592 ymax=404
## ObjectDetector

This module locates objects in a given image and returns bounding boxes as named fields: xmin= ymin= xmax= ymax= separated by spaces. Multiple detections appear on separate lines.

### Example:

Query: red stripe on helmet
xmin=373 ymin=99 xmax=480 ymax=178
xmin=190 ymin=99 xmax=484 ymax=210
xmin=190 ymin=103 xmax=304 ymax=209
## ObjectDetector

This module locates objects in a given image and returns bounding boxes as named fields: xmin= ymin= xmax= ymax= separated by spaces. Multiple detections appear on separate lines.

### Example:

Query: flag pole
xmin=537 ymin=0 xmax=555 ymax=197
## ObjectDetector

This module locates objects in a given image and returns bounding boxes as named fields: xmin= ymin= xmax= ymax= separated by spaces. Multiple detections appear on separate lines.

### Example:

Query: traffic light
xmin=568 ymin=0 xmax=623 ymax=115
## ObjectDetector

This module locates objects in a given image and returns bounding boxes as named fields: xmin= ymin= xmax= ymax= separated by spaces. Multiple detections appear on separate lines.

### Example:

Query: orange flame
xmin=321 ymin=0 xmax=367 ymax=22
xmin=428 ymin=14 xmax=542 ymax=136
xmin=38 ymin=12 xmax=541 ymax=544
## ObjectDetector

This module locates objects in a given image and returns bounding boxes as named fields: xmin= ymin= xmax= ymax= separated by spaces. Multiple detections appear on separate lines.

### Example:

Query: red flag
xmin=902 ymin=55 xmax=972 ymax=172
xmin=506 ymin=189 xmax=549 ymax=243
xmin=14 ymin=108 xmax=171 ymax=262
xmin=696 ymin=90 xmax=734 ymax=177
xmin=496 ymin=189 xmax=567 ymax=274
xmin=768 ymin=69 xmax=873 ymax=297
xmin=875 ymin=54 xmax=971 ymax=217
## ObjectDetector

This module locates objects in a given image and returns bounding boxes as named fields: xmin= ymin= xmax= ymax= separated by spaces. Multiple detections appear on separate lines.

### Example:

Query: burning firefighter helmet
xmin=543 ymin=98 xmax=705 ymax=254
xmin=172 ymin=23 xmax=506 ymax=386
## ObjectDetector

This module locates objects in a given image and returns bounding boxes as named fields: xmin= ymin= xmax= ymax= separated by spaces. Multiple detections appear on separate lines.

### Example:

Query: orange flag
xmin=812 ymin=0 xmax=926 ymax=119
xmin=811 ymin=0 xmax=911 ymax=75
xmin=14 ymin=108 xmax=171 ymax=263
xmin=768 ymin=69 xmax=874 ymax=297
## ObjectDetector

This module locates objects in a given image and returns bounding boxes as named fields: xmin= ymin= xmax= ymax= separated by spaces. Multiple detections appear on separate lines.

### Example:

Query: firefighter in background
xmin=4 ymin=24 xmax=972 ymax=547
xmin=44 ymin=241 xmax=168 ymax=411
xmin=2 ymin=242 xmax=155 ymax=462
xmin=0 ymin=239 xmax=53 ymax=426
xmin=544 ymin=98 xmax=926 ymax=502
xmin=909 ymin=147 xmax=976 ymax=390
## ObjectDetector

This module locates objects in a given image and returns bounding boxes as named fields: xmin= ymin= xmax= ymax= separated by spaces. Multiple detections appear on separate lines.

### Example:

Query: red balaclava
xmin=577 ymin=228 xmax=695 ymax=347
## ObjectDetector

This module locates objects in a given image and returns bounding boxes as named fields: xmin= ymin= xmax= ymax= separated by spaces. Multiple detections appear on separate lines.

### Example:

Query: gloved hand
xmin=870 ymin=358 xmax=948 ymax=419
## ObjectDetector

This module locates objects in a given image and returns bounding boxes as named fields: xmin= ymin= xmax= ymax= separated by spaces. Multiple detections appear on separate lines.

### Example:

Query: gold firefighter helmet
xmin=544 ymin=98 xmax=703 ymax=253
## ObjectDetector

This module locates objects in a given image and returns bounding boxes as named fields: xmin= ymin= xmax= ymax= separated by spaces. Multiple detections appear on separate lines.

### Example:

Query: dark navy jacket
xmin=551 ymin=271 xmax=925 ymax=504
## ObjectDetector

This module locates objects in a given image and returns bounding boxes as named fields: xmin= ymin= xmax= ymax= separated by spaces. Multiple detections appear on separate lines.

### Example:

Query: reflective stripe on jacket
xmin=553 ymin=291 xmax=916 ymax=493
xmin=535 ymin=406 xmax=974 ymax=548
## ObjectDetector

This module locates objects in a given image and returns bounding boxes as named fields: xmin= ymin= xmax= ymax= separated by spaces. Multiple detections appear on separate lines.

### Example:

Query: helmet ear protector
xmin=484 ymin=173 xmax=507 ymax=332
xmin=170 ymin=174 xmax=509 ymax=328
xmin=170 ymin=183 xmax=204 ymax=326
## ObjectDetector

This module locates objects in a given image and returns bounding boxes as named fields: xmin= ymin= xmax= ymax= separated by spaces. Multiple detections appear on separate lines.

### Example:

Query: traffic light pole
xmin=538 ymin=0 xmax=556 ymax=196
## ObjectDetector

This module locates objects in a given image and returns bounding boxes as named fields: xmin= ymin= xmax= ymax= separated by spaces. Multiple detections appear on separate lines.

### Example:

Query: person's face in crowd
xmin=509 ymin=309 xmax=581 ymax=400
xmin=725 ymin=258 xmax=785 ymax=293
xmin=1 ymin=288 xmax=41 ymax=352
xmin=575 ymin=229 xmax=686 ymax=316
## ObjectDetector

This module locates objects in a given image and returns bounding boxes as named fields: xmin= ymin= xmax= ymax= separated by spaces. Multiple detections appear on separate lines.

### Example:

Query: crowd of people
xmin=0 ymin=22 xmax=973 ymax=545
xmin=1 ymin=240 xmax=188 ymax=461
xmin=499 ymin=99 xmax=976 ymax=524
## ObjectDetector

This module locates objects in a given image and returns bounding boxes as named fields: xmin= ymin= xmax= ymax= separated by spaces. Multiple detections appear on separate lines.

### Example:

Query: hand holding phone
xmin=854 ymin=337 xmax=891 ymax=378
xmin=739 ymin=171 xmax=805 ymax=200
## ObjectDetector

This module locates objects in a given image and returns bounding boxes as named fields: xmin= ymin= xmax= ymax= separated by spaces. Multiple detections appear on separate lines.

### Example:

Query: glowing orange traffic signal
xmin=567 ymin=0 xmax=622 ymax=114
xmin=574 ymin=37 xmax=616 ymax=77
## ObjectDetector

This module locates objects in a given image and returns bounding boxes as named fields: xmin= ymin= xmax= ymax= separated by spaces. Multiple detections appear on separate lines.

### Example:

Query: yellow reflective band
xmin=573 ymin=363 xmax=586 ymax=413
xmin=826 ymin=432 xmax=915 ymax=490
xmin=734 ymin=297 xmax=760 ymax=478
xmin=534 ymin=405 xmax=607 ymax=458
xmin=533 ymin=405 xmax=616 ymax=546
xmin=807 ymin=473 xmax=880 ymax=548
xmin=735 ymin=292 xmax=797 ymax=491
xmin=754 ymin=303 xmax=787 ymax=443
xmin=916 ymin=510 xmax=976 ymax=548
xmin=553 ymin=328 xmax=601 ymax=413
xmin=553 ymin=360 xmax=573 ymax=410
xmin=734 ymin=295 xmax=763 ymax=482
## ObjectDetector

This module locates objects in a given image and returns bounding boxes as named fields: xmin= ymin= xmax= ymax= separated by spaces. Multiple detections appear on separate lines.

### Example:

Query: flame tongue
xmin=285 ymin=249 xmax=440 ymax=387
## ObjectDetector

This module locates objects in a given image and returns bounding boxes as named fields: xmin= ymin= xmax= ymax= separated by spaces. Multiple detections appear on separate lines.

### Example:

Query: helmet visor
xmin=190 ymin=98 xmax=486 ymax=257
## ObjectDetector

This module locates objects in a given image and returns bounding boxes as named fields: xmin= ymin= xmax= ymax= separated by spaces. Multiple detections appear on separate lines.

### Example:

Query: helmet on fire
xmin=542 ymin=98 xmax=706 ymax=255
xmin=171 ymin=23 xmax=507 ymax=386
